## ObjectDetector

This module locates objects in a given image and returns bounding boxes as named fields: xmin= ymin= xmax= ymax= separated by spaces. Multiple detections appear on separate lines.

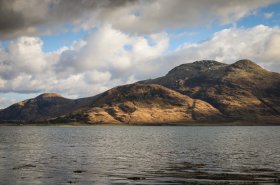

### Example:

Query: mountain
xmin=0 ymin=59 xmax=279 ymax=124
xmin=52 ymin=84 xmax=223 ymax=124
xmin=140 ymin=59 xmax=280 ymax=123
xmin=0 ymin=93 xmax=96 ymax=122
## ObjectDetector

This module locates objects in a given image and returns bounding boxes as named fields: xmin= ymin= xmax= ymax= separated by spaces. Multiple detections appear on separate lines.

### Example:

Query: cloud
xmin=0 ymin=0 xmax=278 ymax=39
xmin=0 ymin=37 xmax=49 ymax=82
xmin=0 ymin=24 xmax=279 ymax=108
xmin=0 ymin=0 xmax=137 ymax=39
xmin=0 ymin=25 xmax=169 ymax=97
xmin=91 ymin=0 xmax=278 ymax=34
xmin=56 ymin=24 xmax=168 ymax=79
xmin=264 ymin=12 xmax=274 ymax=19
xmin=148 ymin=25 xmax=280 ymax=74
xmin=0 ymin=96 xmax=18 ymax=109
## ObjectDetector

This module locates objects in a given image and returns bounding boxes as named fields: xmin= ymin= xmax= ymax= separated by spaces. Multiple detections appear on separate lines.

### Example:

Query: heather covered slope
xmin=141 ymin=59 xmax=280 ymax=122
xmin=53 ymin=84 xmax=224 ymax=124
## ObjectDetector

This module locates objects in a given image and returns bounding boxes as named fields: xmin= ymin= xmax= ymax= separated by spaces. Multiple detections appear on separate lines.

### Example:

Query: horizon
xmin=1 ymin=0 xmax=280 ymax=108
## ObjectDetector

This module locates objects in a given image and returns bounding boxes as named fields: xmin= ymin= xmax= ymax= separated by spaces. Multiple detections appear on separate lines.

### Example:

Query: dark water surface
xmin=0 ymin=126 xmax=279 ymax=185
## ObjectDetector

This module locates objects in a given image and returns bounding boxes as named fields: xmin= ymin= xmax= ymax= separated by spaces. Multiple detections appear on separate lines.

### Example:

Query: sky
xmin=0 ymin=0 xmax=280 ymax=108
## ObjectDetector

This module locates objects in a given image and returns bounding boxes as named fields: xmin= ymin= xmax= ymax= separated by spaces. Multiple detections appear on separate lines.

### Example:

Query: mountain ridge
xmin=1 ymin=59 xmax=280 ymax=124
xmin=140 ymin=59 xmax=280 ymax=121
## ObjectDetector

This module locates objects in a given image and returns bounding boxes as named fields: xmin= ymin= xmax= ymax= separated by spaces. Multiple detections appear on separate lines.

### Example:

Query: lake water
xmin=0 ymin=126 xmax=279 ymax=185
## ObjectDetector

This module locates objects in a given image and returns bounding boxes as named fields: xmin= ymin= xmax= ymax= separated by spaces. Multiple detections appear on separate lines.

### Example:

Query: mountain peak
xmin=166 ymin=60 xmax=226 ymax=77
xmin=230 ymin=59 xmax=263 ymax=71
xmin=193 ymin=60 xmax=221 ymax=65
xmin=36 ymin=93 xmax=63 ymax=99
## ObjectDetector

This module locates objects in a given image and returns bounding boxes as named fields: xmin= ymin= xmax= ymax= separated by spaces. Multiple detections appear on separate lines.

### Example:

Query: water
xmin=0 ymin=126 xmax=279 ymax=185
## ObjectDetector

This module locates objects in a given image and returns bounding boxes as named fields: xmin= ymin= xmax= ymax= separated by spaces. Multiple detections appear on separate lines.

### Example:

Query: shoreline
xmin=0 ymin=121 xmax=279 ymax=126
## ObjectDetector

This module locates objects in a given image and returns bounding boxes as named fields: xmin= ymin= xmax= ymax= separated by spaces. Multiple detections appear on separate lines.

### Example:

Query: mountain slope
xmin=141 ymin=59 xmax=280 ymax=122
xmin=0 ymin=93 xmax=95 ymax=122
xmin=0 ymin=59 xmax=279 ymax=124
xmin=53 ymin=84 xmax=224 ymax=124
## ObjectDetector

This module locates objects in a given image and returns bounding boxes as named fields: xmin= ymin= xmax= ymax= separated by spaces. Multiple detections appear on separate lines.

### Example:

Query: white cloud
xmin=0 ymin=37 xmax=48 ymax=81
xmin=56 ymin=24 xmax=169 ymax=79
xmin=264 ymin=33 xmax=280 ymax=60
xmin=264 ymin=12 xmax=274 ymax=19
xmin=0 ymin=24 xmax=280 ymax=108
xmin=84 ymin=70 xmax=111 ymax=84
xmin=147 ymin=25 xmax=280 ymax=74
xmin=0 ymin=25 xmax=169 ymax=98
xmin=8 ymin=37 xmax=47 ymax=73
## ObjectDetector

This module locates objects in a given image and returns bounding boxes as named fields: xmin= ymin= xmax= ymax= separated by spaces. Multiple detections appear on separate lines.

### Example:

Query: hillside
xmin=0 ymin=93 xmax=95 ymax=122
xmin=141 ymin=59 xmax=280 ymax=122
xmin=0 ymin=59 xmax=279 ymax=124
xmin=52 ymin=84 xmax=224 ymax=124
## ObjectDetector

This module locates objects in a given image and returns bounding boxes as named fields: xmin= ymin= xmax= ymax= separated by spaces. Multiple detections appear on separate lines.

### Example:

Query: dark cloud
xmin=0 ymin=0 xmax=25 ymax=32
xmin=0 ymin=0 xmax=279 ymax=39
xmin=0 ymin=0 xmax=137 ymax=39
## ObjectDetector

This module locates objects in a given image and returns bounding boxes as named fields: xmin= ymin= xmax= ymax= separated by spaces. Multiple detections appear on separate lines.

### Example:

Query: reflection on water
xmin=0 ymin=126 xmax=279 ymax=184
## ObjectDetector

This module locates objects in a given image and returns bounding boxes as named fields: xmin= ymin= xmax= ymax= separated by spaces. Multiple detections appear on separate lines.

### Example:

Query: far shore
xmin=0 ymin=121 xmax=279 ymax=126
